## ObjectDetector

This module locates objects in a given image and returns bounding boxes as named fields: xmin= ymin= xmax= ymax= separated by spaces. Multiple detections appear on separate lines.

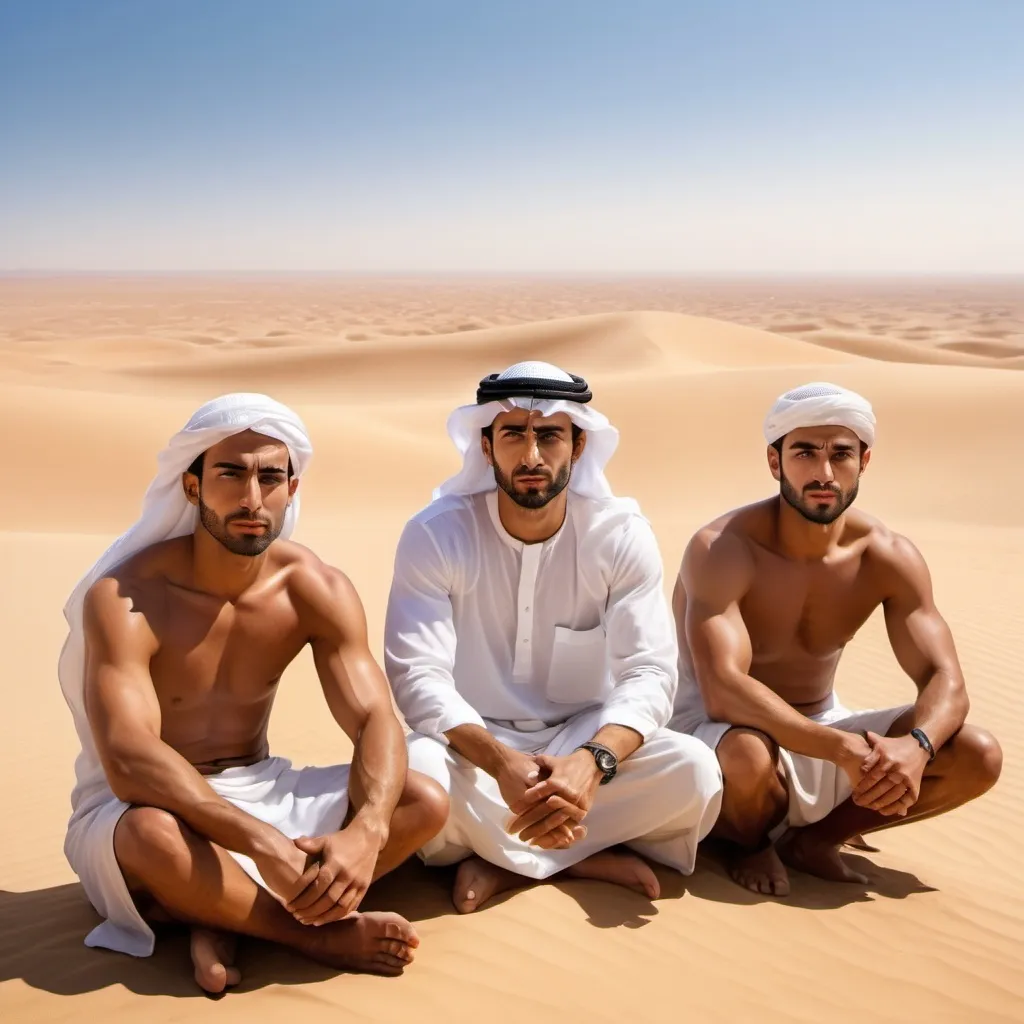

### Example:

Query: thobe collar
xmin=484 ymin=489 xmax=571 ymax=553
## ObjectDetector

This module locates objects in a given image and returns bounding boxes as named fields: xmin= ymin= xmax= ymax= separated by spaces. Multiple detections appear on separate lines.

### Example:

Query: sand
xmin=1 ymin=274 xmax=1022 ymax=1023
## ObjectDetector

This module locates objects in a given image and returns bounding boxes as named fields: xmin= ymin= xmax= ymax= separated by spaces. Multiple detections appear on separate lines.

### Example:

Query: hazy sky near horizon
xmin=2 ymin=1 xmax=1022 ymax=273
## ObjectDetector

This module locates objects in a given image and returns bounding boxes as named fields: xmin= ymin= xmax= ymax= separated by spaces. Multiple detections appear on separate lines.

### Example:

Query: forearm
xmin=346 ymin=707 xmax=408 ymax=847
xmin=708 ymin=673 xmax=850 ymax=761
xmin=444 ymin=723 xmax=512 ymax=777
xmin=586 ymin=724 xmax=644 ymax=761
xmin=106 ymin=742 xmax=281 ymax=857
xmin=910 ymin=668 xmax=969 ymax=749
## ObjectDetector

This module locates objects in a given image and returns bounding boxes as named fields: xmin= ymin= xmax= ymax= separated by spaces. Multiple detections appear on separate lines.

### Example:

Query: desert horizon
xmin=1 ymin=272 xmax=1022 ymax=1022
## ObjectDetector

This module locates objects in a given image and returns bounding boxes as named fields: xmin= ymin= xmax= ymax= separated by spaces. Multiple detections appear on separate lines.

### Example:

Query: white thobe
xmin=384 ymin=490 xmax=723 ymax=878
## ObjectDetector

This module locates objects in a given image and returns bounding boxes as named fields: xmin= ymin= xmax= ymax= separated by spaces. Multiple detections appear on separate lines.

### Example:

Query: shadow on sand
xmin=0 ymin=849 xmax=935 ymax=999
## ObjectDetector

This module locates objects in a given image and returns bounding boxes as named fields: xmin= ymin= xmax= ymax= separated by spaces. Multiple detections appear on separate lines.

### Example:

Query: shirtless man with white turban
xmin=671 ymin=382 xmax=1002 ymax=896
xmin=60 ymin=394 xmax=447 ymax=992
xmin=384 ymin=362 xmax=722 ymax=913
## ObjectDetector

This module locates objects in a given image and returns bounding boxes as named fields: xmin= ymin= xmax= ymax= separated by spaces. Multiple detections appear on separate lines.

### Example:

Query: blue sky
xmin=1 ymin=0 xmax=1021 ymax=272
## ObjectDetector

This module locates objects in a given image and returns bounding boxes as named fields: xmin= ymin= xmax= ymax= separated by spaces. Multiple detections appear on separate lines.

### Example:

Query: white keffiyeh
xmin=434 ymin=361 xmax=619 ymax=500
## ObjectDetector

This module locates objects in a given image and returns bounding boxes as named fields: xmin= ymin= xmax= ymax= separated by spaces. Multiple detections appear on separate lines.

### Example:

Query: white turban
xmin=58 ymin=393 xmax=313 ymax=810
xmin=434 ymin=361 xmax=619 ymax=500
xmin=763 ymin=382 xmax=876 ymax=447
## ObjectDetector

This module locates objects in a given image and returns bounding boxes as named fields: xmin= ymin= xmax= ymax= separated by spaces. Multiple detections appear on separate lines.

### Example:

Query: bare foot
xmin=566 ymin=850 xmax=660 ymax=899
xmin=307 ymin=912 xmax=420 ymax=977
xmin=726 ymin=843 xmax=790 ymax=896
xmin=777 ymin=829 xmax=869 ymax=884
xmin=190 ymin=928 xmax=240 ymax=994
xmin=453 ymin=856 xmax=527 ymax=913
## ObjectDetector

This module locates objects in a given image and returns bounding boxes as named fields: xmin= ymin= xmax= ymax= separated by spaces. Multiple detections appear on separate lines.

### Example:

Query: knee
xmin=114 ymin=807 xmax=190 ymax=876
xmin=663 ymin=734 xmax=724 ymax=802
xmin=952 ymin=726 xmax=1003 ymax=794
xmin=401 ymin=770 xmax=450 ymax=837
xmin=717 ymin=729 xmax=780 ymax=795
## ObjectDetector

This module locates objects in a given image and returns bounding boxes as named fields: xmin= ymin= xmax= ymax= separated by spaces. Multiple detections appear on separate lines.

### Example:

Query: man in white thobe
xmin=384 ymin=361 xmax=723 ymax=912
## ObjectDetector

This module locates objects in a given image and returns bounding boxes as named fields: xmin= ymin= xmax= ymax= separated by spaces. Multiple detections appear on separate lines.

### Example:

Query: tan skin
xmin=442 ymin=409 xmax=661 ymax=912
xmin=676 ymin=424 xmax=1002 ymax=895
xmin=82 ymin=430 xmax=448 ymax=992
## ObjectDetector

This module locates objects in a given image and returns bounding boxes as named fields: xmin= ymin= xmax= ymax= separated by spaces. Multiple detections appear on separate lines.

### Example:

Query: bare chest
xmin=741 ymin=550 xmax=881 ymax=664
xmin=146 ymin=587 xmax=307 ymax=712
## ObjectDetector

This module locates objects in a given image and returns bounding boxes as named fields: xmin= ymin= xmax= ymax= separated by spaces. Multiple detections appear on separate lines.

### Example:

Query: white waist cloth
xmin=64 ymin=756 xmax=351 ymax=957
xmin=673 ymin=694 xmax=912 ymax=837
xmin=409 ymin=707 xmax=723 ymax=878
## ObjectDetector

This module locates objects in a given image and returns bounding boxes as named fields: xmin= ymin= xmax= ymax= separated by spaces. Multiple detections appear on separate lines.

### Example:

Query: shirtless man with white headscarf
xmin=60 ymin=394 xmax=447 ymax=992
xmin=670 ymin=382 xmax=1002 ymax=896
xmin=384 ymin=362 xmax=723 ymax=913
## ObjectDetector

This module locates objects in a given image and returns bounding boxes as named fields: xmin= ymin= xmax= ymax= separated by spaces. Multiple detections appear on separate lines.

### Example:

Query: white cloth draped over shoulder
xmin=59 ymin=392 xmax=312 ymax=818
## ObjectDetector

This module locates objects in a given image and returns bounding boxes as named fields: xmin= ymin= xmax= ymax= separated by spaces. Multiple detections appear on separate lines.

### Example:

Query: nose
xmin=238 ymin=473 xmax=262 ymax=511
xmin=522 ymin=429 xmax=543 ymax=469
xmin=820 ymin=457 xmax=835 ymax=482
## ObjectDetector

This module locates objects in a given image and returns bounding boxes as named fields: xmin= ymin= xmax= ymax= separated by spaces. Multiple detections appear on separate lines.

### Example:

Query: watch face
xmin=595 ymin=750 xmax=616 ymax=773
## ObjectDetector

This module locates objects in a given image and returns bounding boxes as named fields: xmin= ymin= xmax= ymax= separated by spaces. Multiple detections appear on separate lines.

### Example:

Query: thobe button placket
xmin=512 ymin=546 xmax=541 ymax=680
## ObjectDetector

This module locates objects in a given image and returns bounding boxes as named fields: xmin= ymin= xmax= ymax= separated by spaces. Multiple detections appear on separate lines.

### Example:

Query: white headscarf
xmin=763 ymin=382 xmax=876 ymax=447
xmin=58 ymin=392 xmax=313 ymax=809
xmin=433 ymin=361 xmax=619 ymax=500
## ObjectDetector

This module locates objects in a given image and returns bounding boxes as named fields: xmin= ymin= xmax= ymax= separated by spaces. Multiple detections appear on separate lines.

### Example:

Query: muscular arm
xmin=82 ymin=577 xmax=286 ymax=860
xmin=679 ymin=529 xmax=856 ymax=763
xmin=881 ymin=535 xmax=969 ymax=750
xmin=304 ymin=565 xmax=408 ymax=850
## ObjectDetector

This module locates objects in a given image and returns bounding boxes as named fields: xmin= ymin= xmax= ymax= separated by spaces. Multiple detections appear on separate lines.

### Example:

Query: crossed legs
xmin=113 ymin=771 xmax=447 ymax=992
xmin=709 ymin=716 xmax=1002 ymax=895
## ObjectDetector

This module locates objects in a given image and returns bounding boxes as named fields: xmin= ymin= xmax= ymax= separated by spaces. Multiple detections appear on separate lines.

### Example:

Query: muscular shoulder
xmin=279 ymin=542 xmax=365 ymax=639
xmin=861 ymin=519 xmax=933 ymax=598
xmin=82 ymin=538 xmax=191 ymax=635
xmin=680 ymin=507 xmax=761 ymax=603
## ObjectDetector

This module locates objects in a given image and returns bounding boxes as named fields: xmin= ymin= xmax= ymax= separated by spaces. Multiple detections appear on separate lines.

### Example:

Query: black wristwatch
xmin=910 ymin=727 xmax=936 ymax=761
xmin=577 ymin=742 xmax=618 ymax=785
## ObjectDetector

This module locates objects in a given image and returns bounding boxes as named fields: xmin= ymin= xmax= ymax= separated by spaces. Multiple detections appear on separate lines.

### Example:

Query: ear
xmin=481 ymin=433 xmax=494 ymax=467
xmin=182 ymin=471 xmax=200 ymax=507
xmin=767 ymin=444 xmax=782 ymax=482
xmin=287 ymin=476 xmax=300 ymax=503
xmin=859 ymin=447 xmax=872 ymax=475
xmin=572 ymin=429 xmax=587 ymax=463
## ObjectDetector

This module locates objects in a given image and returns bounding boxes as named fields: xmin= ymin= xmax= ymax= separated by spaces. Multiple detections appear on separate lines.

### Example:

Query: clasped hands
xmin=254 ymin=819 xmax=381 ymax=928
xmin=844 ymin=730 xmax=930 ymax=816
xmin=497 ymin=747 xmax=603 ymax=850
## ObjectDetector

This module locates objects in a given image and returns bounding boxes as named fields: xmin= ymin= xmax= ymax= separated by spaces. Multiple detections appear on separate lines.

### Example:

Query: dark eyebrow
xmin=211 ymin=461 xmax=287 ymax=475
xmin=788 ymin=441 xmax=825 ymax=451
xmin=500 ymin=424 xmax=565 ymax=434
xmin=831 ymin=442 xmax=857 ymax=452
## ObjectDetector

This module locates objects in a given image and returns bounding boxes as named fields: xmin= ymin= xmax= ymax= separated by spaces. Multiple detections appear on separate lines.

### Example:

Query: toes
xmin=225 ymin=966 xmax=242 ymax=987
xmin=195 ymin=964 xmax=227 ymax=995
xmin=376 ymin=953 xmax=408 ymax=972
xmin=773 ymin=878 xmax=791 ymax=897
xmin=382 ymin=938 xmax=414 ymax=962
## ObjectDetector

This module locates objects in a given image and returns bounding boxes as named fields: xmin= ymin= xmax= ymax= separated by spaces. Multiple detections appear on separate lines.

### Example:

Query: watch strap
xmin=910 ymin=727 xmax=936 ymax=761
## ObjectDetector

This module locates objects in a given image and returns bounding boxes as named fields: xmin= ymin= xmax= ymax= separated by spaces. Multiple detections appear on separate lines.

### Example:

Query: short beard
xmin=493 ymin=462 xmax=571 ymax=509
xmin=779 ymin=469 xmax=859 ymax=525
xmin=198 ymin=496 xmax=282 ymax=556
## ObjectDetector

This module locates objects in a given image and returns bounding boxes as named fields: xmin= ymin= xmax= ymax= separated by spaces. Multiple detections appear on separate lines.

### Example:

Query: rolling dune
xmin=1 ymin=276 xmax=1022 ymax=1023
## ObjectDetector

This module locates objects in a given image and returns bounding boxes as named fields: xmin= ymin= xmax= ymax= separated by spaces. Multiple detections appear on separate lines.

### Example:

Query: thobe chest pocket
xmin=546 ymin=624 xmax=610 ymax=704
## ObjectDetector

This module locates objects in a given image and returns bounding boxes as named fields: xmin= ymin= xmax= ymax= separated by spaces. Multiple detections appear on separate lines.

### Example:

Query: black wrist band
xmin=910 ymin=727 xmax=935 ymax=761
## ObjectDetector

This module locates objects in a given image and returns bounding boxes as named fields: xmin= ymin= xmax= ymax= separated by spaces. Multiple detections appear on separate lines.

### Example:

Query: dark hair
xmin=482 ymin=424 xmax=583 ymax=445
xmin=771 ymin=437 xmax=868 ymax=457
xmin=185 ymin=450 xmax=294 ymax=483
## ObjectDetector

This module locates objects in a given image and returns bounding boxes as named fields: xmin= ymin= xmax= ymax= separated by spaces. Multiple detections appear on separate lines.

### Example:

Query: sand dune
xmin=1 ymin=276 xmax=1022 ymax=1023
